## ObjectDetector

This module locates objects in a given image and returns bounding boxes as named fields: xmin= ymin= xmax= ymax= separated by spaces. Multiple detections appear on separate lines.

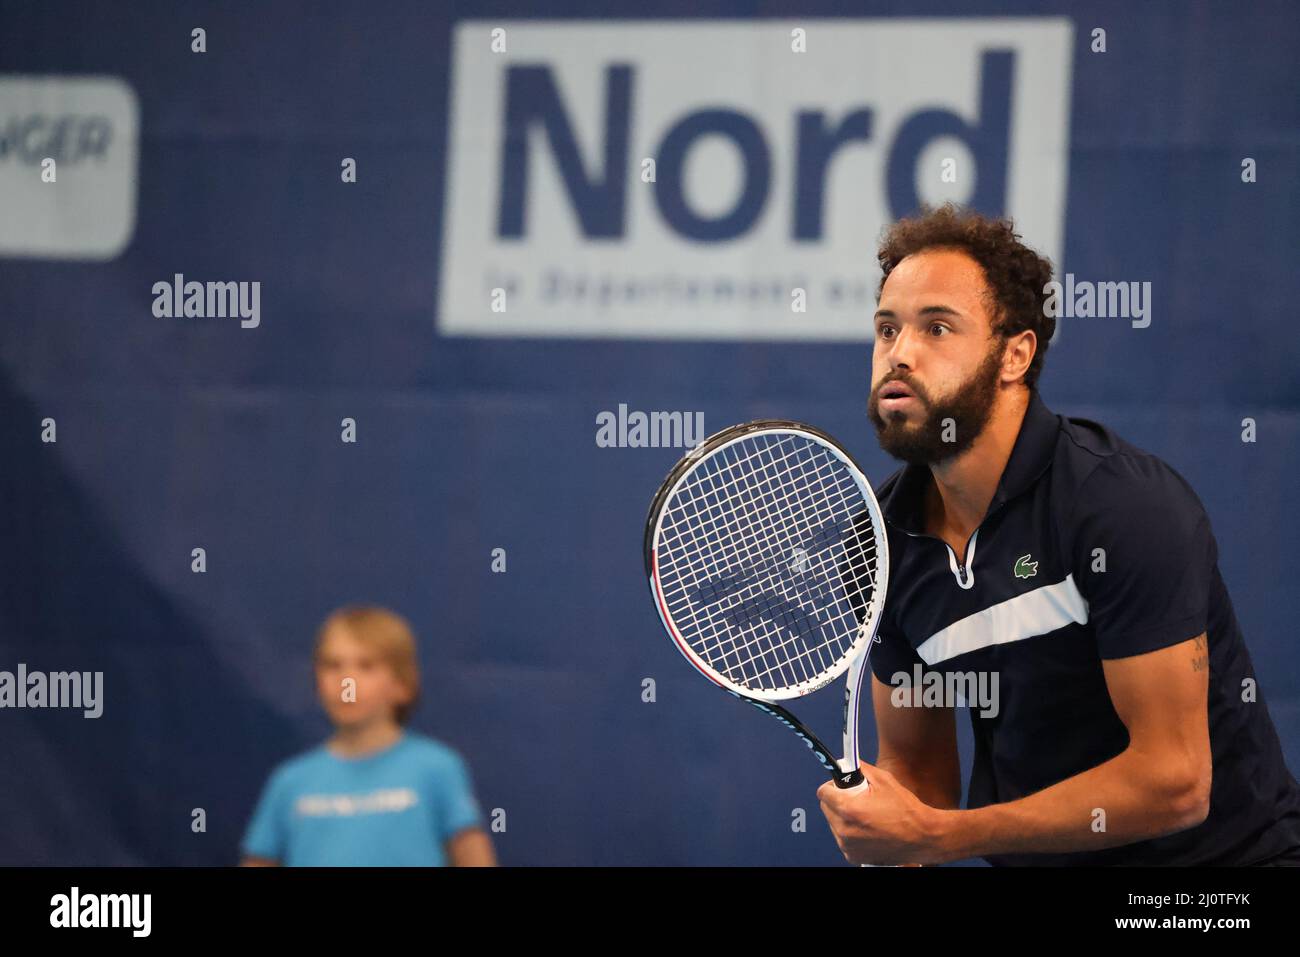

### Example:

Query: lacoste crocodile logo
xmin=1014 ymin=554 xmax=1038 ymax=579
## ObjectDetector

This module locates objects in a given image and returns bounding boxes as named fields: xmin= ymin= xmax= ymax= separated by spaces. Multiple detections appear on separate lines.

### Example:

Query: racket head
xmin=645 ymin=420 xmax=889 ymax=703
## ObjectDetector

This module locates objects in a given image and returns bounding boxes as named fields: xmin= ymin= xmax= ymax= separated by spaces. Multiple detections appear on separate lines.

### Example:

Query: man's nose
xmin=887 ymin=325 xmax=920 ymax=372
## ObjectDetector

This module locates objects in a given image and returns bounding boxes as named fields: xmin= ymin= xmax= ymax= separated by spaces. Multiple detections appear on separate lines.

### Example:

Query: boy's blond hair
xmin=314 ymin=605 xmax=421 ymax=724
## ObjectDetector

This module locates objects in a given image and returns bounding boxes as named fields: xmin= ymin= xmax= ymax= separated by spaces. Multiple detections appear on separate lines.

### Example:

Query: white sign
xmin=0 ymin=75 xmax=139 ymax=260
xmin=441 ymin=19 xmax=1073 ymax=341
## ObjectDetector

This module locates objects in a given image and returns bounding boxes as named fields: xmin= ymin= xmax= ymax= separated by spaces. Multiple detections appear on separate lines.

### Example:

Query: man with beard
xmin=817 ymin=204 xmax=1300 ymax=866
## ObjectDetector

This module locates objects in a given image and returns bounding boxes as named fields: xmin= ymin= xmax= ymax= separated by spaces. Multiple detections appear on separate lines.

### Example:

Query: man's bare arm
xmin=872 ymin=674 xmax=962 ymax=810
xmin=930 ymin=634 xmax=1212 ymax=861
xmin=447 ymin=828 xmax=497 ymax=866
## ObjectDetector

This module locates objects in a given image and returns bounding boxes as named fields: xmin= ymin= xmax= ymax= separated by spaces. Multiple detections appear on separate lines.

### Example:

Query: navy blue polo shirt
xmin=867 ymin=391 xmax=1300 ymax=865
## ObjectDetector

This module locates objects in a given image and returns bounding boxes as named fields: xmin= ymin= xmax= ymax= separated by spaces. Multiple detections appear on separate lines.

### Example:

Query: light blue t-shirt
xmin=242 ymin=732 xmax=483 ymax=866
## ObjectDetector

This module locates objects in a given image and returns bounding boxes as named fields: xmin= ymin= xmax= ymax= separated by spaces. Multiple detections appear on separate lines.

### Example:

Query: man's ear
xmin=1001 ymin=330 xmax=1037 ymax=385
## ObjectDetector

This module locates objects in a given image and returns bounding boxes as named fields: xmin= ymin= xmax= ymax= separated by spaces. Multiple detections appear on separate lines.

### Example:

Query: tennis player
xmin=241 ymin=606 xmax=496 ymax=866
xmin=818 ymin=204 xmax=1300 ymax=866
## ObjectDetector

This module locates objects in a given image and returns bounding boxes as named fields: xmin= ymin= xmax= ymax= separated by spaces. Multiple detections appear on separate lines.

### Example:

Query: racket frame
xmin=644 ymin=420 xmax=889 ymax=789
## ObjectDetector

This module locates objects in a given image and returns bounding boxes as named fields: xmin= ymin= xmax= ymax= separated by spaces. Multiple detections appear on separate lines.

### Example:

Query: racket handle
xmin=832 ymin=767 xmax=879 ymax=865
xmin=833 ymin=767 xmax=868 ymax=790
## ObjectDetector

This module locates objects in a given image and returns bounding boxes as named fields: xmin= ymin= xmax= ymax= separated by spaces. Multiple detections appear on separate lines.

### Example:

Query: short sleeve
xmin=869 ymin=621 xmax=927 ymax=685
xmin=1069 ymin=455 xmax=1213 ymax=659
xmin=436 ymin=755 xmax=483 ymax=842
xmin=241 ymin=768 xmax=290 ymax=862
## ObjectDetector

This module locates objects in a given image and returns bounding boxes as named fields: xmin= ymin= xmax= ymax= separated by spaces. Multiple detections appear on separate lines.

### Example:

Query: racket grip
xmin=833 ymin=767 xmax=868 ymax=790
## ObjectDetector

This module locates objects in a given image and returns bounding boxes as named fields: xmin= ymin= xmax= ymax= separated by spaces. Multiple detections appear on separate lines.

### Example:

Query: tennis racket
xmin=644 ymin=420 xmax=889 ymax=792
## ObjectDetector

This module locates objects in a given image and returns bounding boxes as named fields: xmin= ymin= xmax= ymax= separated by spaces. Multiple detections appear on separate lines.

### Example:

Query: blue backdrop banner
xmin=1 ymin=1 xmax=1297 ymax=865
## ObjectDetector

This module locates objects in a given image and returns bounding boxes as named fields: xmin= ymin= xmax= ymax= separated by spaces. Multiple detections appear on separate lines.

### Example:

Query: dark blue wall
xmin=1 ymin=1 xmax=1297 ymax=864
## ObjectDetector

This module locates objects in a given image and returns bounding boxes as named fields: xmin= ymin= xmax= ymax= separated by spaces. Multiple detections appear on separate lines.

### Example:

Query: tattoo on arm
xmin=1191 ymin=634 xmax=1209 ymax=672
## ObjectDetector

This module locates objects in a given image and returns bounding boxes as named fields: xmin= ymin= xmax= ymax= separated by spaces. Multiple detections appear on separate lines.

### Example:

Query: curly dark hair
xmin=876 ymin=204 xmax=1056 ymax=390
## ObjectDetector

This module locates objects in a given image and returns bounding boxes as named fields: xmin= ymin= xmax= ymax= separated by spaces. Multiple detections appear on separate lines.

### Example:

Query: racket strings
xmin=667 ymin=437 xmax=879 ymax=602
xmin=665 ymin=489 xmax=874 ymax=689
xmin=664 ymin=441 xmax=861 ymax=626
xmin=661 ymin=437 xmax=880 ymax=588
xmin=656 ymin=432 xmax=880 ymax=692
xmin=663 ymin=438 xmax=877 ymax=620
xmin=665 ymin=444 xmax=876 ymax=685
xmin=666 ymin=446 xmax=879 ymax=606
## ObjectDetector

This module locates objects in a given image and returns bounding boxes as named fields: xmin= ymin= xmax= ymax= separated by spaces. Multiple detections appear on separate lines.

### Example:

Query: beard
xmin=867 ymin=340 xmax=1004 ymax=465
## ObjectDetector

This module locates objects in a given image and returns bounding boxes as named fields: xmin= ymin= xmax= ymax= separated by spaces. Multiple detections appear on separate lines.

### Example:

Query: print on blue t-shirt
xmin=242 ymin=732 xmax=483 ymax=866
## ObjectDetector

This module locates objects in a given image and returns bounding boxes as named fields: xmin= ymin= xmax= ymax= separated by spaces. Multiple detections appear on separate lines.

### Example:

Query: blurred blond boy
xmin=241 ymin=606 xmax=495 ymax=866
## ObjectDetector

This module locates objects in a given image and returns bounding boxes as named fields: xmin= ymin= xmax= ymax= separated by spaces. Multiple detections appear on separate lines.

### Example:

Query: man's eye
xmin=929 ymin=323 xmax=949 ymax=336
xmin=877 ymin=326 xmax=895 ymax=339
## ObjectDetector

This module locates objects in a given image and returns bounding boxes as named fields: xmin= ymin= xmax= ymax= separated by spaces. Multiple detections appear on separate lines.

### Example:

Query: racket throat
xmin=734 ymin=694 xmax=852 ymax=784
